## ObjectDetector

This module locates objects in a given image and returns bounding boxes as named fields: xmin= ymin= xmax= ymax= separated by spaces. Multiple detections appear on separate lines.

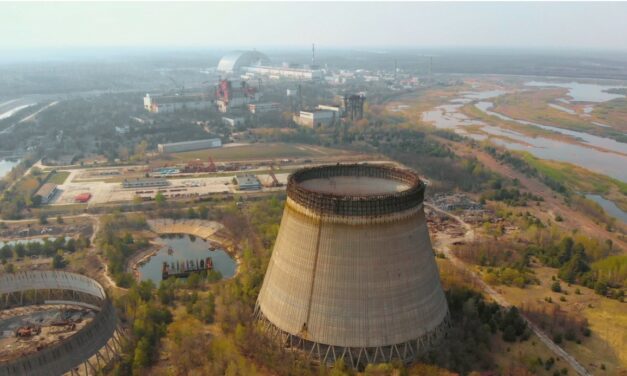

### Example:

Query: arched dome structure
xmin=217 ymin=51 xmax=270 ymax=74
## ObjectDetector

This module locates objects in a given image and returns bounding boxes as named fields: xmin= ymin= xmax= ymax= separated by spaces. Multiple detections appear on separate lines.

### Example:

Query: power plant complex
xmin=255 ymin=164 xmax=450 ymax=368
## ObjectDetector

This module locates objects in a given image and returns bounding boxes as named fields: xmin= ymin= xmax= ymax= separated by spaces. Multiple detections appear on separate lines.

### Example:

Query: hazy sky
xmin=2 ymin=2 xmax=627 ymax=50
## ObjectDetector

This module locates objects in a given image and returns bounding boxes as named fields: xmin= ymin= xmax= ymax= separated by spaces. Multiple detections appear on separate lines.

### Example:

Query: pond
xmin=585 ymin=194 xmax=627 ymax=224
xmin=138 ymin=234 xmax=236 ymax=284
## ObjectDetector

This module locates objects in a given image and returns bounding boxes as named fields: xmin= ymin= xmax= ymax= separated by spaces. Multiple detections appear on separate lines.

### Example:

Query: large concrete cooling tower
xmin=255 ymin=164 xmax=450 ymax=368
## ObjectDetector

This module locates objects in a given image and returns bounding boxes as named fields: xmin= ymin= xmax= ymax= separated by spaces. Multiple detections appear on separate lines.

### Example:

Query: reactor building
xmin=217 ymin=50 xmax=323 ymax=81
xmin=255 ymin=164 xmax=450 ymax=368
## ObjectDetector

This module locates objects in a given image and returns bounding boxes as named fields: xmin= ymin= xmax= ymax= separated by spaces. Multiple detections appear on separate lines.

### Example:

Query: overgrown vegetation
xmin=0 ymin=235 xmax=90 ymax=262
xmin=97 ymin=212 xmax=149 ymax=287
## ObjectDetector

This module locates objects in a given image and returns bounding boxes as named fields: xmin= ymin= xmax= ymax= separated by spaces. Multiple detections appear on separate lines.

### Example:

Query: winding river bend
xmin=422 ymin=83 xmax=627 ymax=182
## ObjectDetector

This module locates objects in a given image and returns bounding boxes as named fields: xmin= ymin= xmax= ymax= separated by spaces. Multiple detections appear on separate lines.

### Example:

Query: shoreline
xmin=125 ymin=220 xmax=241 ymax=282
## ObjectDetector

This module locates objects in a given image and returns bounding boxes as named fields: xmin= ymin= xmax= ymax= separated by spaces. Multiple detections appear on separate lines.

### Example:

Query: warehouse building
xmin=143 ymin=93 xmax=212 ymax=113
xmin=122 ymin=178 xmax=170 ymax=189
xmin=293 ymin=110 xmax=336 ymax=128
xmin=248 ymin=102 xmax=280 ymax=114
xmin=33 ymin=183 xmax=57 ymax=204
xmin=235 ymin=174 xmax=261 ymax=190
xmin=157 ymin=138 xmax=222 ymax=154
xmin=222 ymin=116 xmax=246 ymax=127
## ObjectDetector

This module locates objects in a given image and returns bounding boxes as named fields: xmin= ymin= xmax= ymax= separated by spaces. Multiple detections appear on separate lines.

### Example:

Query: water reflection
xmin=421 ymin=92 xmax=627 ymax=182
xmin=585 ymin=194 xmax=627 ymax=224
xmin=525 ymin=81 xmax=626 ymax=103
xmin=138 ymin=234 xmax=236 ymax=284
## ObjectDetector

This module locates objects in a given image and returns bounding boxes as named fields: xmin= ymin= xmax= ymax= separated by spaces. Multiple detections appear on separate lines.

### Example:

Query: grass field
xmin=46 ymin=170 xmax=70 ymax=185
xmin=166 ymin=143 xmax=354 ymax=162
xmin=437 ymin=258 xmax=578 ymax=375
xmin=519 ymin=151 xmax=627 ymax=213
xmin=592 ymin=98 xmax=627 ymax=132
xmin=491 ymin=265 xmax=627 ymax=375
xmin=492 ymin=88 xmax=627 ymax=143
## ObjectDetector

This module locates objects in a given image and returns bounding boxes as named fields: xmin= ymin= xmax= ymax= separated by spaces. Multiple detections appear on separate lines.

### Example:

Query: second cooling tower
xmin=255 ymin=164 xmax=450 ymax=367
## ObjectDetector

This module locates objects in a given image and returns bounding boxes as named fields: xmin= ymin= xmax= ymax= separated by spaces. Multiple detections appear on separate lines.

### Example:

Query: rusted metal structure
xmin=0 ymin=271 xmax=125 ymax=376
xmin=342 ymin=94 xmax=365 ymax=121
xmin=255 ymin=164 xmax=450 ymax=368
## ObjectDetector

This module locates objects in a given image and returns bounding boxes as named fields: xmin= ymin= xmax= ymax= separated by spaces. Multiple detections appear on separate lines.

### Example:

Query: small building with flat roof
xmin=235 ymin=174 xmax=261 ymax=191
xmin=34 ymin=183 xmax=57 ymax=204
xmin=157 ymin=138 xmax=222 ymax=154
xmin=122 ymin=178 xmax=170 ymax=189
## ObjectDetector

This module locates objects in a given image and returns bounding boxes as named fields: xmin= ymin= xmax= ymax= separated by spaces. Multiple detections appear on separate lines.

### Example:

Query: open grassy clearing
xmin=460 ymin=100 xmax=581 ymax=142
xmin=165 ymin=143 xmax=354 ymax=163
xmin=384 ymin=83 xmax=471 ymax=128
xmin=592 ymin=98 xmax=627 ymax=132
xmin=46 ymin=170 xmax=70 ymax=185
xmin=484 ymin=265 xmax=627 ymax=374
xmin=492 ymin=88 xmax=627 ymax=143
xmin=519 ymin=151 xmax=627 ymax=213
xmin=436 ymin=258 xmax=578 ymax=375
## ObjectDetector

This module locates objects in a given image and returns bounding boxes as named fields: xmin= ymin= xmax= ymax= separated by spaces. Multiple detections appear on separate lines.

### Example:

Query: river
xmin=422 ymin=83 xmax=627 ymax=182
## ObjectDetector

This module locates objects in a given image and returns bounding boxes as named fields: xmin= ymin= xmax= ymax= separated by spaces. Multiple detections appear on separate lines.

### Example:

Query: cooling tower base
xmin=255 ymin=306 xmax=451 ymax=368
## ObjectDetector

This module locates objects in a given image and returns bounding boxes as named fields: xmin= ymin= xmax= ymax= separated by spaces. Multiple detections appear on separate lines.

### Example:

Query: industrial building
xmin=248 ymin=102 xmax=280 ymax=114
xmin=215 ymin=79 xmax=261 ymax=113
xmin=235 ymin=174 xmax=261 ymax=190
xmin=222 ymin=116 xmax=245 ymax=127
xmin=293 ymin=110 xmax=336 ymax=128
xmin=245 ymin=65 xmax=323 ymax=81
xmin=157 ymin=138 xmax=222 ymax=153
xmin=33 ymin=183 xmax=57 ymax=204
xmin=122 ymin=178 xmax=170 ymax=189
xmin=217 ymin=51 xmax=271 ymax=74
xmin=256 ymin=164 xmax=450 ymax=368
xmin=217 ymin=50 xmax=323 ymax=81
xmin=143 ymin=93 xmax=212 ymax=113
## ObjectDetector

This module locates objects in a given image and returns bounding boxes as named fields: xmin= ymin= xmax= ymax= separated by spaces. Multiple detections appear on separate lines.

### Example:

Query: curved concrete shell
xmin=0 ymin=271 xmax=125 ymax=376
xmin=256 ymin=164 xmax=449 ymax=367
xmin=217 ymin=50 xmax=270 ymax=73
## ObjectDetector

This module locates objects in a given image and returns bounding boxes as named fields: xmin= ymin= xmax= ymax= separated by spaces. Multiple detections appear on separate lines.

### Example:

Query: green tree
xmin=155 ymin=192 xmax=166 ymax=207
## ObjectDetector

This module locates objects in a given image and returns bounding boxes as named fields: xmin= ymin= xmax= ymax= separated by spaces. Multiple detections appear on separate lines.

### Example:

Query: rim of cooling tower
xmin=287 ymin=164 xmax=425 ymax=217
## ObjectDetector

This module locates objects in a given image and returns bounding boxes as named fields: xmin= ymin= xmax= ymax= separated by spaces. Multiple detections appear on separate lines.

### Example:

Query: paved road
xmin=426 ymin=203 xmax=592 ymax=376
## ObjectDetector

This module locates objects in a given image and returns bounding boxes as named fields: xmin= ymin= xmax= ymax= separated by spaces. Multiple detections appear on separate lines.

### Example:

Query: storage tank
xmin=255 ymin=164 xmax=450 ymax=368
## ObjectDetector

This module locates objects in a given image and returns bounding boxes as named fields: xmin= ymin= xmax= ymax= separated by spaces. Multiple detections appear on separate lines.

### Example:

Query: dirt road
xmin=427 ymin=203 xmax=592 ymax=376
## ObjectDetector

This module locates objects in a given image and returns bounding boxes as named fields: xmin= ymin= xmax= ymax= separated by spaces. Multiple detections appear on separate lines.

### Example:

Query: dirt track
xmin=428 ymin=203 xmax=592 ymax=376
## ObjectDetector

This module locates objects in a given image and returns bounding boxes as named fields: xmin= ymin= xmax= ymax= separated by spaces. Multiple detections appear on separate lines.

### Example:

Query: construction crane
xmin=269 ymin=164 xmax=279 ymax=187
xmin=168 ymin=77 xmax=185 ymax=95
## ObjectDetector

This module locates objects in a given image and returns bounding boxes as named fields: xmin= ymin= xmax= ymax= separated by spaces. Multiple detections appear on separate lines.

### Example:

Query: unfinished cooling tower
xmin=255 ymin=164 xmax=450 ymax=368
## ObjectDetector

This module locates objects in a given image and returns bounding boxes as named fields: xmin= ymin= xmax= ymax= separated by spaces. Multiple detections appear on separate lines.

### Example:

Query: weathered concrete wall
xmin=147 ymin=219 xmax=224 ymax=240
xmin=257 ymin=164 xmax=449 ymax=360
xmin=0 ymin=271 xmax=122 ymax=376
